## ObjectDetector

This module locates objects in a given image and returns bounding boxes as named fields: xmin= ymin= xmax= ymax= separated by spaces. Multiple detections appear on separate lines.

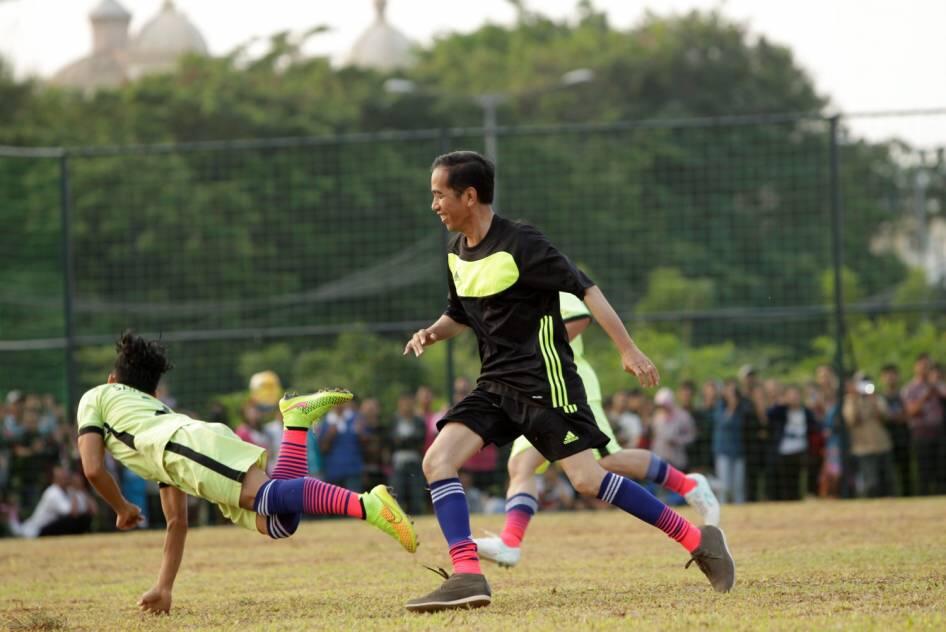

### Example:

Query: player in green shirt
xmin=77 ymin=332 xmax=417 ymax=614
xmin=474 ymin=291 xmax=720 ymax=567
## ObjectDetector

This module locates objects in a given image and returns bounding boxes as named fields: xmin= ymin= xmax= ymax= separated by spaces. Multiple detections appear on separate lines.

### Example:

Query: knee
xmin=567 ymin=468 xmax=605 ymax=497
xmin=507 ymin=456 xmax=531 ymax=484
xmin=422 ymin=447 xmax=456 ymax=482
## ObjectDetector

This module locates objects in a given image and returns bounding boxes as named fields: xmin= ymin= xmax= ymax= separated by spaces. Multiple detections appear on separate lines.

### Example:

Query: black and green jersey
xmin=444 ymin=214 xmax=594 ymax=410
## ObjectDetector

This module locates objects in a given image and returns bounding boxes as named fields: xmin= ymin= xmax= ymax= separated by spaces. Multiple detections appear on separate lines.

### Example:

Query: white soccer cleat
xmin=684 ymin=473 xmax=721 ymax=526
xmin=474 ymin=533 xmax=521 ymax=568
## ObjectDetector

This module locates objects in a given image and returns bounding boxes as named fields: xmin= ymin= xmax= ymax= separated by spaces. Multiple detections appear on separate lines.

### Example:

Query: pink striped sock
xmin=271 ymin=429 xmax=309 ymax=480
xmin=500 ymin=508 xmax=532 ymax=547
xmin=656 ymin=506 xmax=702 ymax=552
xmin=450 ymin=540 xmax=482 ymax=575
xmin=302 ymin=478 xmax=363 ymax=518
xmin=663 ymin=466 xmax=697 ymax=495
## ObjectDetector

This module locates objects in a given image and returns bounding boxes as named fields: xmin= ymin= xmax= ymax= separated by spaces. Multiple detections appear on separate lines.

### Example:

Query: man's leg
xmin=405 ymin=422 xmax=492 ymax=612
xmin=263 ymin=391 xmax=352 ymax=537
xmin=233 ymin=391 xmax=418 ymax=552
xmin=237 ymin=463 xmax=417 ymax=551
xmin=559 ymin=449 xmax=735 ymax=593
xmin=475 ymin=444 xmax=544 ymax=567
xmin=599 ymin=449 xmax=720 ymax=525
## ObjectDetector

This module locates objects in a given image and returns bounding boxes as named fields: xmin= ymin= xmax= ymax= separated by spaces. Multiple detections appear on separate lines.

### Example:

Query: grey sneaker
xmin=685 ymin=525 xmax=735 ymax=593
xmin=405 ymin=570 xmax=492 ymax=613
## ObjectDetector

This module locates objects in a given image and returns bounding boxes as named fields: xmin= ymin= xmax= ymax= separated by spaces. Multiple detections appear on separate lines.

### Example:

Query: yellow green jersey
xmin=77 ymin=383 xmax=192 ymax=486
xmin=558 ymin=291 xmax=602 ymax=403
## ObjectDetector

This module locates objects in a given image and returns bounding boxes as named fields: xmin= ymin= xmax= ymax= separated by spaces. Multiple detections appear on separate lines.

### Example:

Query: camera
xmin=856 ymin=380 xmax=875 ymax=395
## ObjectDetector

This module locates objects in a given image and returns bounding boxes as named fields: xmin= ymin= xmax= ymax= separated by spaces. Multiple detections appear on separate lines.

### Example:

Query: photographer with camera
xmin=842 ymin=373 xmax=894 ymax=498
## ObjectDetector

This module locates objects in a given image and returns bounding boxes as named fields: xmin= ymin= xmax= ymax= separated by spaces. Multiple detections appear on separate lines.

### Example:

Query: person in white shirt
xmin=4 ymin=466 xmax=92 ymax=538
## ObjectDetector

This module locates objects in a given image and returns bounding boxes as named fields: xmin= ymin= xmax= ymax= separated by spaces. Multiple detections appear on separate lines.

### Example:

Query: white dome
xmin=131 ymin=1 xmax=208 ymax=58
xmin=90 ymin=0 xmax=130 ymax=21
xmin=347 ymin=0 xmax=414 ymax=71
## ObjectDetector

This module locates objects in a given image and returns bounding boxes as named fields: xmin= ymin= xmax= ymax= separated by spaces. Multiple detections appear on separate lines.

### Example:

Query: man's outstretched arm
xmin=77 ymin=433 xmax=142 ymax=529
xmin=581 ymin=285 xmax=660 ymax=388
xmin=403 ymin=314 xmax=468 ymax=357
xmin=139 ymin=485 xmax=188 ymax=615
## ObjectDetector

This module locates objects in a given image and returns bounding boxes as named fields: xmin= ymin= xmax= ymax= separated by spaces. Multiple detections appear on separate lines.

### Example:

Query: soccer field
xmin=2 ymin=498 xmax=944 ymax=631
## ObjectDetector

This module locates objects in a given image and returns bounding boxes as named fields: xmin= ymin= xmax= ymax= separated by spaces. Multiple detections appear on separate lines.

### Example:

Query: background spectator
xmin=713 ymin=379 xmax=746 ymax=504
xmin=687 ymin=380 xmax=718 ymax=475
xmin=0 ymin=390 xmax=26 ymax=494
xmin=842 ymin=374 xmax=894 ymax=498
xmin=608 ymin=390 xmax=643 ymax=449
xmin=247 ymin=371 xmax=285 ymax=475
xmin=3 ymin=466 xmax=92 ymax=538
xmin=879 ymin=364 xmax=912 ymax=496
xmin=358 ymin=398 xmax=386 ymax=490
xmin=10 ymin=400 xmax=58 ymax=511
xmin=316 ymin=400 xmax=364 ymax=491
xmin=235 ymin=400 xmax=272 ymax=453
xmin=388 ymin=393 xmax=427 ymax=515
xmin=768 ymin=385 xmax=818 ymax=501
xmin=651 ymin=387 xmax=696 ymax=503
xmin=739 ymin=365 xmax=769 ymax=502
xmin=902 ymin=353 xmax=946 ymax=495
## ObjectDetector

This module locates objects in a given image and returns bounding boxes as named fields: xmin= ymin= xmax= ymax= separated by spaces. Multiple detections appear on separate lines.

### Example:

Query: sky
xmin=1 ymin=0 xmax=945 ymax=147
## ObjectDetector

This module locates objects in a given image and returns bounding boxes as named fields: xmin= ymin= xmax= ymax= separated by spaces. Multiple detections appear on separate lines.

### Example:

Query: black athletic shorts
xmin=437 ymin=387 xmax=610 ymax=463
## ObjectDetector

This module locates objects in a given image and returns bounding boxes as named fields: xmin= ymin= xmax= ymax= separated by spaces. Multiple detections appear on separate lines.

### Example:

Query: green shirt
xmin=559 ymin=292 xmax=602 ymax=403
xmin=77 ymin=383 xmax=191 ymax=485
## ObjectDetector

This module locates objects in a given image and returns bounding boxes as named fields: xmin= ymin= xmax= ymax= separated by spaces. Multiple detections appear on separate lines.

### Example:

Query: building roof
xmin=51 ymin=51 xmax=128 ymax=91
xmin=89 ymin=0 xmax=131 ymax=21
xmin=347 ymin=0 xmax=414 ymax=72
xmin=131 ymin=0 xmax=208 ymax=58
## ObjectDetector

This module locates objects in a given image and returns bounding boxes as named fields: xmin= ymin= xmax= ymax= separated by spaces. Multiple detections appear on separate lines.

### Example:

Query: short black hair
xmin=880 ymin=364 xmax=899 ymax=374
xmin=431 ymin=151 xmax=495 ymax=204
xmin=113 ymin=330 xmax=173 ymax=395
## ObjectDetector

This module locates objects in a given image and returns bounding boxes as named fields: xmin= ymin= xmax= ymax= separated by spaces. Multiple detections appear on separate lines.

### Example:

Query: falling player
xmin=77 ymin=331 xmax=417 ymax=614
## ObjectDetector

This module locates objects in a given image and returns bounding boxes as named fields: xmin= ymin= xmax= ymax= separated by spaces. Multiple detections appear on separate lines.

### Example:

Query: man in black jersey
xmin=403 ymin=151 xmax=734 ymax=613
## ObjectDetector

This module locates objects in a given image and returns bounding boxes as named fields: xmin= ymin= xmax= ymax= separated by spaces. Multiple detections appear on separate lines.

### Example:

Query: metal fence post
xmin=828 ymin=114 xmax=850 ymax=497
xmin=59 ymin=151 xmax=78 ymax=421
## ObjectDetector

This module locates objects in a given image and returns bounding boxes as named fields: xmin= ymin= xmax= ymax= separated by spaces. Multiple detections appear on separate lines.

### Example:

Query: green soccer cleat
xmin=360 ymin=485 xmax=419 ymax=554
xmin=279 ymin=388 xmax=353 ymax=429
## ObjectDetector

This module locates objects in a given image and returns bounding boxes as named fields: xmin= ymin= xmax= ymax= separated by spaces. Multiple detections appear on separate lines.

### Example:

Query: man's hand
xmin=138 ymin=585 xmax=172 ymax=615
xmin=403 ymin=328 xmax=438 ymax=357
xmin=622 ymin=346 xmax=660 ymax=388
xmin=116 ymin=502 xmax=143 ymax=530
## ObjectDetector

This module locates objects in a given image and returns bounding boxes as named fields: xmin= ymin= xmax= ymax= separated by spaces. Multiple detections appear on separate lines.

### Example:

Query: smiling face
xmin=431 ymin=166 xmax=473 ymax=232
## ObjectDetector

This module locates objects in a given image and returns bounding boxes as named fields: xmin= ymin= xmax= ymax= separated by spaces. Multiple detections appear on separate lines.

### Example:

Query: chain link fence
xmin=2 ymin=111 xmax=945 ymax=511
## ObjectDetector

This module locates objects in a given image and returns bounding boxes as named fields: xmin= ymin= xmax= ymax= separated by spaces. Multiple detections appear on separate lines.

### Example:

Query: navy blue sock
xmin=598 ymin=472 xmax=701 ymax=551
xmin=265 ymin=513 xmax=301 ymax=539
xmin=645 ymin=453 xmax=669 ymax=484
xmin=430 ymin=478 xmax=481 ymax=574
xmin=253 ymin=478 xmax=303 ymax=516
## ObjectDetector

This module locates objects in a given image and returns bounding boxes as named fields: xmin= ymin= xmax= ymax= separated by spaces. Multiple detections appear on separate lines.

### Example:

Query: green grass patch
xmin=2 ymin=498 xmax=945 ymax=630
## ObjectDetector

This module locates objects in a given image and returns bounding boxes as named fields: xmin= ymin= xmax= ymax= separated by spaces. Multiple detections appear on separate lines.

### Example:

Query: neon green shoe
xmin=279 ymin=388 xmax=353 ymax=429
xmin=361 ymin=485 xmax=419 ymax=553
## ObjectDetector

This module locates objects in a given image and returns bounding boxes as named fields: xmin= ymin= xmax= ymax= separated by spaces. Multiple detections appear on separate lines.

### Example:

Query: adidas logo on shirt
xmin=563 ymin=431 xmax=579 ymax=445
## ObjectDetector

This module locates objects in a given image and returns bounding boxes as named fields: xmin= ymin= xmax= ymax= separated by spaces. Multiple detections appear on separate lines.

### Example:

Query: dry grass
xmin=2 ymin=497 xmax=945 ymax=631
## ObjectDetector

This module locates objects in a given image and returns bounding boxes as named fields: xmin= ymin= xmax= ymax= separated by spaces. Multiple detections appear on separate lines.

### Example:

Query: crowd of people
xmin=605 ymin=354 xmax=946 ymax=503
xmin=2 ymin=352 xmax=944 ymax=536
